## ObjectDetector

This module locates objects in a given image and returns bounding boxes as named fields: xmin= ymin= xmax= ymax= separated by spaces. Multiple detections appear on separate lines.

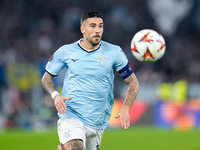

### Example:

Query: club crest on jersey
xmin=65 ymin=133 xmax=70 ymax=138
xmin=97 ymin=57 xmax=108 ymax=66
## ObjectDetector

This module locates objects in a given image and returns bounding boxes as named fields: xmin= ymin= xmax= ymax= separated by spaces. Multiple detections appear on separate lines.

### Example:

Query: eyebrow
xmin=89 ymin=22 xmax=104 ymax=26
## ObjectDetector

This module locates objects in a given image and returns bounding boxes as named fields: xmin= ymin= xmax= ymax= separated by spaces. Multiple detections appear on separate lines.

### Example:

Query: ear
xmin=80 ymin=25 xmax=85 ymax=34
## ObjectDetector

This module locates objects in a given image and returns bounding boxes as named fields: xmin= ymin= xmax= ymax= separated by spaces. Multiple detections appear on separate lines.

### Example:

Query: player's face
xmin=81 ymin=17 xmax=103 ymax=47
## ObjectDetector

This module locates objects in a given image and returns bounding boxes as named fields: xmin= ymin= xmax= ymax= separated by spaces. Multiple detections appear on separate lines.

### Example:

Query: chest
xmin=64 ymin=51 xmax=114 ymax=76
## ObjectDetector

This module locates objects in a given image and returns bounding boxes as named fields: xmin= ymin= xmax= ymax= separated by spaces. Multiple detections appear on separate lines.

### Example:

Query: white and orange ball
xmin=131 ymin=29 xmax=166 ymax=63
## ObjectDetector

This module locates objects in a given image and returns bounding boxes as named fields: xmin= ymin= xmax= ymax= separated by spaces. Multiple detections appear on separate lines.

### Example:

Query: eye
xmin=99 ymin=24 xmax=104 ymax=28
xmin=90 ymin=24 xmax=96 ymax=28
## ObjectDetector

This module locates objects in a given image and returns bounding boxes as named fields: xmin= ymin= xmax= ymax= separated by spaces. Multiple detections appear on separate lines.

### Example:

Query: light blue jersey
xmin=45 ymin=39 xmax=128 ymax=129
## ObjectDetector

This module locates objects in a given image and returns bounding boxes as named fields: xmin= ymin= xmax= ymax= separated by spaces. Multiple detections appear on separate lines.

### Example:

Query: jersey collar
xmin=78 ymin=38 xmax=101 ymax=53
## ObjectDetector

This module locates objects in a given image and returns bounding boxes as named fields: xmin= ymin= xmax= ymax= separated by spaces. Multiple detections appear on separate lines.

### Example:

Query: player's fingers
xmin=121 ymin=117 xmax=130 ymax=130
xmin=60 ymin=101 xmax=67 ymax=113
xmin=123 ymin=121 xmax=128 ymax=130
xmin=55 ymin=104 xmax=63 ymax=114
xmin=63 ymin=97 xmax=72 ymax=101
xmin=56 ymin=104 xmax=64 ymax=114
xmin=124 ymin=118 xmax=130 ymax=130
xmin=62 ymin=97 xmax=72 ymax=110
xmin=123 ymin=119 xmax=127 ymax=129
xmin=115 ymin=114 xmax=120 ymax=119
xmin=55 ymin=101 xmax=66 ymax=114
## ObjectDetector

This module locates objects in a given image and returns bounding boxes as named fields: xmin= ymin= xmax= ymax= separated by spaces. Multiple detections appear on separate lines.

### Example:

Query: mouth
xmin=93 ymin=35 xmax=101 ymax=39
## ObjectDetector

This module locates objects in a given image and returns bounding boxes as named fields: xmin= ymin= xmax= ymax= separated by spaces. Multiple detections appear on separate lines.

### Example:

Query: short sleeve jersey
xmin=45 ymin=39 xmax=128 ymax=129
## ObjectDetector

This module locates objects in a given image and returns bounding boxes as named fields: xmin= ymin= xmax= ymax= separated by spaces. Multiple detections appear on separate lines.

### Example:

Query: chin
xmin=92 ymin=40 xmax=100 ymax=46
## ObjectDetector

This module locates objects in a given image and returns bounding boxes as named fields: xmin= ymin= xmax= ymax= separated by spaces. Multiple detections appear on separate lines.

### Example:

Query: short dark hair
xmin=81 ymin=11 xmax=103 ymax=25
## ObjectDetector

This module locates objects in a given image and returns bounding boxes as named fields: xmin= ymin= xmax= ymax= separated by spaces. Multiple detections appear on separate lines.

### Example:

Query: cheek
xmin=101 ymin=29 xmax=104 ymax=34
xmin=85 ymin=30 xmax=93 ymax=36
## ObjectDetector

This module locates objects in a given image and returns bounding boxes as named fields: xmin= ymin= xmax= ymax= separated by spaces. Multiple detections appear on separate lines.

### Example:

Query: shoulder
xmin=58 ymin=41 xmax=79 ymax=52
xmin=55 ymin=41 xmax=79 ymax=54
xmin=100 ymin=40 xmax=125 ymax=58
xmin=101 ymin=40 xmax=121 ymax=50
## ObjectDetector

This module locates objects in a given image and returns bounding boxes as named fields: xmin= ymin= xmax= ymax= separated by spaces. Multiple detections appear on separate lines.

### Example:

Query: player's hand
xmin=53 ymin=95 xmax=72 ymax=114
xmin=115 ymin=107 xmax=130 ymax=130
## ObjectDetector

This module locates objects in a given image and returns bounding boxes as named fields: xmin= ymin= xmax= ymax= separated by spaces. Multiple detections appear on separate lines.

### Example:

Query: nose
xmin=95 ymin=27 xmax=101 ymax=33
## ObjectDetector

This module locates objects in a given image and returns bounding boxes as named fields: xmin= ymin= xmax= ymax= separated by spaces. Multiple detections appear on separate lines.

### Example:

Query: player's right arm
xmin=41 ymin=72 xmax=72 ymax=114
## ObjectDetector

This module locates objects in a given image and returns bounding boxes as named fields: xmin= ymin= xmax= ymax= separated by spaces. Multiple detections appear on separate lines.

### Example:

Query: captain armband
xmin=118 ymin=63 xmax=134 ymax=79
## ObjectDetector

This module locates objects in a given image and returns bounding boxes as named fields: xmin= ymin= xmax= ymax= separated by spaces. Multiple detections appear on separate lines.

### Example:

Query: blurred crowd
xmin=0 ymin=0 xmax=200 ymax=129
xmin=0 ymin=0 xmax=200 ymax=83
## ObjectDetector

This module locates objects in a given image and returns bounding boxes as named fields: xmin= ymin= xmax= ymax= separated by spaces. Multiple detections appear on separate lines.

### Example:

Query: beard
xmin=86 ymin=35 xmax=101 ymax=47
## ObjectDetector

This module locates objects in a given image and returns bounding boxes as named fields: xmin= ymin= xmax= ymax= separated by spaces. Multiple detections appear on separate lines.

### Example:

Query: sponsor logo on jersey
xmin=71 ymin=59 xmax=79 ymax=62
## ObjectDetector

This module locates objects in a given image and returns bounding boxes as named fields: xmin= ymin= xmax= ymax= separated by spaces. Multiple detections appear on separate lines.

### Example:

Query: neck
xmin=80 ymin=39 xmax=100 ymax=51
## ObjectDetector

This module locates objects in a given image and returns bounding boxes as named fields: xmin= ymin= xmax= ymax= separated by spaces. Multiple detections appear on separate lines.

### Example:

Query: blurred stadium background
xmin=0 ymin=0 xmax=200 ymax=149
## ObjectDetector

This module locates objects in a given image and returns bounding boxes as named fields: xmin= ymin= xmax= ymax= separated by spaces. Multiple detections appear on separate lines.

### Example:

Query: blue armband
xmin=118 ymin=63 xmax=133 ymax=79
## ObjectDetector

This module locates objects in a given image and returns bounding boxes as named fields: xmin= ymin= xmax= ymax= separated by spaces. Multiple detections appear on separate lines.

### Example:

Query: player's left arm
xmin=115 ymin=72 xmax=139 ymax=129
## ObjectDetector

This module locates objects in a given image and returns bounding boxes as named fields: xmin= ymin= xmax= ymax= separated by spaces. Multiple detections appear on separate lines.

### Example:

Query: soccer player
xmin=41 ymin=11 xmax=139 ymax=150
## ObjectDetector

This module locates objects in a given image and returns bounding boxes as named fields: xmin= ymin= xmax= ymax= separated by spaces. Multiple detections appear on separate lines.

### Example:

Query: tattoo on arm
xmin=41 ymin=72 xmax=56 ymax=96
xmin=123 ymin=74 xmax=139 ymax=108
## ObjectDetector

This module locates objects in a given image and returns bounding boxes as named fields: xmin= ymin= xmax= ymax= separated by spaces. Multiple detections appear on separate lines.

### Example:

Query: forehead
xmin=84 ymin=17 xmax=103 ymax=25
